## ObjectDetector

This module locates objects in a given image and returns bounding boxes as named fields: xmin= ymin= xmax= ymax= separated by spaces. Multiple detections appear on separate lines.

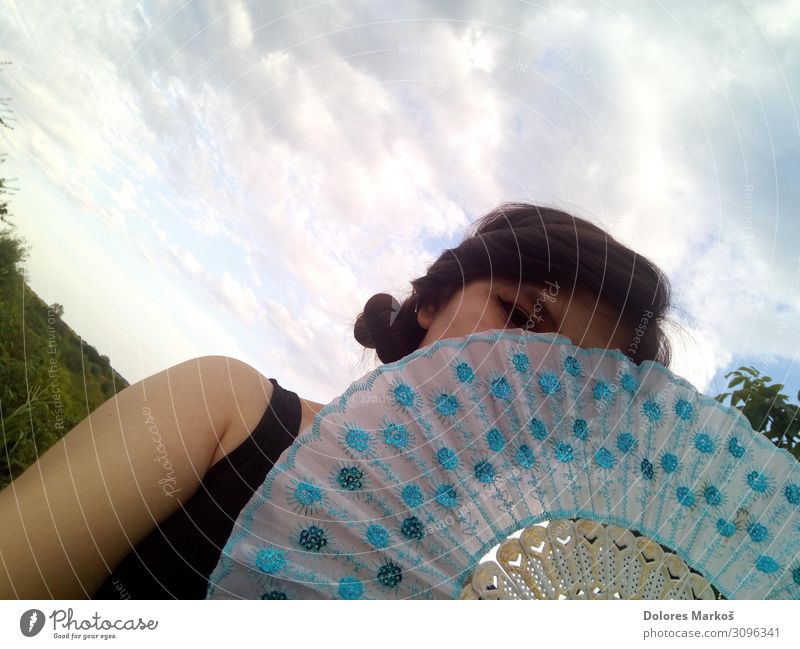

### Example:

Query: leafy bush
xmin=714 ymin=366 xmax=800 ymax=461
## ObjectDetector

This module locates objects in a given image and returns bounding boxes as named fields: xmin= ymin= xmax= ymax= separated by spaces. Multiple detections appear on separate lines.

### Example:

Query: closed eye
xmin=496 ymin=294 xmax=534 ymax=330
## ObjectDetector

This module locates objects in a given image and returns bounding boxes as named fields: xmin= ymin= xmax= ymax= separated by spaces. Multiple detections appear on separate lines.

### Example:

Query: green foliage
xmin=714 ymin=366 xmax=800 ymax=461
xmin=0 ymin=224 xmax=29 ymax=280
xmin=0 ymin=246 xmax=131 ymax=488
xmin=0 ymin=155 xmax=14 ymax=228
xmin=1 ymin=384 xmax=49 ymax=475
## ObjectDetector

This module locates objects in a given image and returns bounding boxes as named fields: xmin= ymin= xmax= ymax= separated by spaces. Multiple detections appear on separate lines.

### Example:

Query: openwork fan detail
xmin=459 ymin=519 xmax=716 ymax=599
xmin=206 ymin=330 xmax=800 ymax=600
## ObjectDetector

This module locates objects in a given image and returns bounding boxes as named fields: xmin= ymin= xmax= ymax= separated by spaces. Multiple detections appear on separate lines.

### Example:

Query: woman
xmin=0 ymin=202 xmax=676 ymax=599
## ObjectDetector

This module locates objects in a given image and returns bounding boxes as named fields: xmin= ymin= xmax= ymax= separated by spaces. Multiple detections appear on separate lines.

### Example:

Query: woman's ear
xmin=416 ymin=302 xmax=437 ymax=331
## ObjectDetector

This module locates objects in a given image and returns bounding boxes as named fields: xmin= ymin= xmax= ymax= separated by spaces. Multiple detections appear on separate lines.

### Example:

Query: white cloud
xmin=229 ymin=3 xmax=254 ymax=49
xmin=459 ymin=24 xmax=503 ymax=73
xmin=214 ymin=270 xmax=260 ymax=325
xmin=753 ymin=0 xmax=800 ymax=39
xmin=2 ymin=0 xmax=798 ymax=404
xmin=168 ymin=243 xmax=204 ymax=277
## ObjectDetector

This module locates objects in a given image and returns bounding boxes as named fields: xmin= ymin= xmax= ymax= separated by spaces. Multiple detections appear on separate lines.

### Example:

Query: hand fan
xmin=459 ymin=518 xmax=717 ymax=599
xmin=206 ymin=329 xmax=800 ymax=600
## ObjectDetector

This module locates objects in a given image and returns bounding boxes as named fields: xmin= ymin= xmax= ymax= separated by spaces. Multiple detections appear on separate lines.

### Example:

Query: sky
xmin=0 ymin=0 xmax=798 ymax=408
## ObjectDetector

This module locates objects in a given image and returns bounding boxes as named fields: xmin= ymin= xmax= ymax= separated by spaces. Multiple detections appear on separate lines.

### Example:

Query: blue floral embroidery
xmin=563 ymin=355 xmax=582 ymax=377
xmin=435 ymin=484 xmax=458 ymax=508
xmin=785 ymin=483 xmax=800 ymax=505
xmin=383 ymin=422 xmax=410 ymax=449
xmin=554 ymin=442 xmax=574 ymax=463
xmin=434 ymin=392 xmax=460 ymax=417
xmin=401 ymin=485 xmax=423 ymax=508
xmin=538 ymin=372 xmax=561 ymax=394
xmin=746 ymin=470 xmax=770 ymax=495
xmin=338 ymin=576 xmax=364 ymax=599
xmin=345 ymin=427 xmax=371 ymax=452
xmin=512 ymin=352 xmax=530 ymax=373
xmin=393 ymin=383 xmax=416 ymax=408
xmin=755 ymin=556 xmax=780 ymax=574
xmin=455 ymin=361 xmax=475 ymax=383
xmin=620 ymin=373 xmax=637 ymax=393
xmin=337 ymin=466 xmax=364 ymax=491
xmin=674 ymin=398 xmax=694 ymax=421
xmin=529 ymin=418 xmax=548 ymax=441
xmin=400 ymin=516 xmax=425 ymax=540
xmin=298 ymin=525 xmax=328 ymax=551
xmin=694 ymin=432 xmax=715 ymax=454
xmin=516 ymin=445 xmax=536 ymax=469
xmin=294 ymin=481 xmax=322 ymax=506
xmin=377 ymin=562 xmax=403 ymax=588
xmin=728 ymin=437 xmax=745 ymax=458
xmin=594 ymin=447 xmax=616 ymax=469
xmin=642 ymin=398 xmax=662 ymax=422
xmin=255 ymin=547 xmax=286 ymax=574
xmin=489 ymin=376 xmax=512 ymax=400
xmin=573 ymin=419 xmax=589 ymax=441
xmin=617 ymin=432 xmax=638 ymax=453
xmin=208 ymin=329 xmax=800 ymax=602
xmin=703 ymin=485 xmax=723 ymax=507
xmin=366 ymin=524 xmax=389 ymax=549
xmin=261 ymin=591 xmax=288 ymax=600
xmin=486 ymin=427 xmax=506 ymax=451
xmin=660 ymin=453 xmax=679 ymax=473
xmin=437 ymin=447 xmax=459 ymax=470
xmin=474 ymin=461 xmax=495 ymax=483
xmin=716 ymin=519 xmax=737 ymax=537
xmin=592 ymin=380 xmax=613 ymax=401
xmin=747 ymin=522 xmax=768 ymax=543
xmin=676 ymin=487 xmax=695 ymax=507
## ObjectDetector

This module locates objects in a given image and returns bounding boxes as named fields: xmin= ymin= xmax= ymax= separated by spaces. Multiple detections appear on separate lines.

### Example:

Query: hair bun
xmin=353 ymin=292 xmax=422 ymax=364
xmin=353 ymin=293 xmax=391 ymax=346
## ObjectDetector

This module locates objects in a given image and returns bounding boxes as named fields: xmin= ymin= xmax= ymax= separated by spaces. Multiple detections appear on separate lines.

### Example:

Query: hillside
xmin=1 ymin=230 xmax=129 ymax=488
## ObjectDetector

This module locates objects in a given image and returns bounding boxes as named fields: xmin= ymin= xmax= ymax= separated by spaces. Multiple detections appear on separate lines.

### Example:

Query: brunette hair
xmin=353 ymin=202 xmax=677 ymax=367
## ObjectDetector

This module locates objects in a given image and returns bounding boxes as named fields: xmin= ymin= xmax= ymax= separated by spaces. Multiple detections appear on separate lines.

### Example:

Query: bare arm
xmin=0 ymin=354 xmax=260 ymax=599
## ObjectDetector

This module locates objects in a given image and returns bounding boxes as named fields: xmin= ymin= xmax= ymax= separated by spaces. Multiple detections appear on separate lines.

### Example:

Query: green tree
xmin=0 ymin=158 xmax=13 ymax=228
xmin=714 ymin=366 xmax=800 ymax=461
xmin=0 ymin=224 xmax=28 ymax=281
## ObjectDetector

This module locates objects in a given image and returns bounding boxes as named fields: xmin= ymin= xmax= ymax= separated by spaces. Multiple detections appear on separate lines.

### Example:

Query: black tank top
xmin=92 ymin=378 xmax=302 ymax=599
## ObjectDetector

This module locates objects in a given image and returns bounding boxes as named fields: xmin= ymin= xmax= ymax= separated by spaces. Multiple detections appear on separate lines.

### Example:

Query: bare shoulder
xmin=207 ymin=356 xmax=275 ymax=467
xmin=209 ymin=361 xmax=327 ymax=465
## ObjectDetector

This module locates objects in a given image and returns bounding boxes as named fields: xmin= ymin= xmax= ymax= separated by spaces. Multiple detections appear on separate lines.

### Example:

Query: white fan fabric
xmin=206 ymin=330 xmax=800 ymax=600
